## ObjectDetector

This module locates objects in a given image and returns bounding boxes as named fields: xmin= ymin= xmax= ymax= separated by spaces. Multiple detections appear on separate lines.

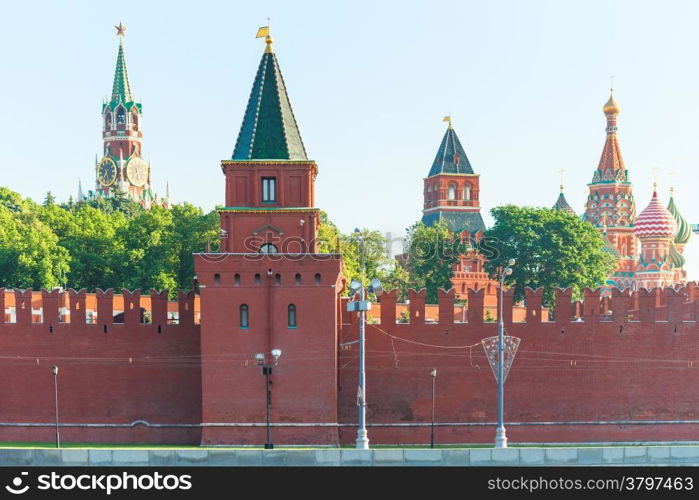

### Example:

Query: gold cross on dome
xmin=115 ymin=22 xmax=126 ymax=37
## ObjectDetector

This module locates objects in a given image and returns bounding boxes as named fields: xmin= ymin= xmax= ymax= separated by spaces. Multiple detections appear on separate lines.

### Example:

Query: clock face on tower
xmin=97 ymin=158 xmax=117 ymax=186
xmin=126 ymin=157 xmax=149 ymax=187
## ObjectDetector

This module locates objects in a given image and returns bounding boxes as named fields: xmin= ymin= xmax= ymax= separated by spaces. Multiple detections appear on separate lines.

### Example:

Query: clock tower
xmin=94 ymin=23 xmax=164 ymax=207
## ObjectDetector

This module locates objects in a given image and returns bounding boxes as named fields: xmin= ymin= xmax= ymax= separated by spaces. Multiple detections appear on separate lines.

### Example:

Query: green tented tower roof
xmin=112 ymin=38 xmax=133 ymax=105
xmin=232 ymin=39 xmax=307 ymax=161
xmin=427 ymin=126 xmax=474 ymax=176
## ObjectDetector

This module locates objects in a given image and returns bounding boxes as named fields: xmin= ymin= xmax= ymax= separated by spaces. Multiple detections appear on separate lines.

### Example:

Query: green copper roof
xmin=111 ymin=39 xmax=133 ymax=104
xmin=232 ymin=48 xmax=307 ymax=160
xmin=421 ymin=211 xmax=485 ymax=235
xmin=427 ymin=126 xmax=475 ymax=177
xmin=553 ymin=191 xmax=575 ymax=214
xmin=667 ymin=195 xmax=692 ymax=244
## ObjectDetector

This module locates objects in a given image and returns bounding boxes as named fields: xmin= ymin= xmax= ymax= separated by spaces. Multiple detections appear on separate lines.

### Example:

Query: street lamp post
xmin=495 ymin=258 xmax=516 ymax=448
xmin=347 ymin=229 xmax=382 ymax=450
xmin=255 ymin=349 xmax=282 ymax=449
xmin=430 ymin=368 xmax=437 ymax=448
xmin=51 ymin=365 xmax=60 ymax=449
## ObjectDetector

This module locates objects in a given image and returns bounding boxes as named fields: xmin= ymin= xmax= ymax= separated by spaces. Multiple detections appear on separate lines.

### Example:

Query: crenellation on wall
xmin=408 ymin=288 xmax=426 ymax=324
xmin=438 ymin=288 xmax=454 ymax=325
xmin=501 ymin=287 xmax=515 ymax=324
xmin=467 ymin=288 xmax=484 ymax=324
xmin=380 ymin=289 xmax=397 ymax=325
xmin=14 ymin=289 xmax=33 ymax=325
xmin=583 ymin=288 xmax=602 ymax=322
xmin=524 ymin=287 xmax=544 ymax=324
xmin=122 ymin=289 xmax=141 ymax=325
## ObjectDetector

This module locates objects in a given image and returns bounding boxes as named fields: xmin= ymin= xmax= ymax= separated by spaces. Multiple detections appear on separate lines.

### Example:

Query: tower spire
xmin=112 ymin=23 xmax=133 ymax=104
xmin=232 ymin=27 xmax=307 ymax=160
xmin=553 ymin=169 xmax=575 ymax=214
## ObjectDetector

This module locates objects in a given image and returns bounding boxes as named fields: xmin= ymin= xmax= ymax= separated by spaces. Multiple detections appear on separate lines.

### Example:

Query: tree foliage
xmin=483 ymin=205 xmax=617 ymax=304
xmin=0 ymin=187 xmax=219 ymax=294
xmin=317 ymin=211 xmax=407 ymax=298
xmin=402 ymin=221 xmax=465 ymax=303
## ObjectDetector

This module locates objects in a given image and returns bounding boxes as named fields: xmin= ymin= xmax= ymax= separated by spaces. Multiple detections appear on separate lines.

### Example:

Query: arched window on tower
xmin=463 ymin=184 xmax=471 ymax=201
xmin=105 ymin=113 xmax=112 ymax=129
xmin=240 ymin=304 xmax=249 ymax=329
xmin=288 ymin=304 xmax=297 ymax=328
xmin=116 ymin=107 xmax=126 ymax=125
xmin=131 ymin=111 xmax=139 ymax=128
xmin=448 ymin=183 xmax=456 ymax=201
xmin=259 ymin=243 xmax=278 ymax=254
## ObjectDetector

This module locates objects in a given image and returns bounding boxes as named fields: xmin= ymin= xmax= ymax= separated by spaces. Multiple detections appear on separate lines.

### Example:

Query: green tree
xmin=171 ymin=203 xmax=220 ymax=290
xmin=42 ymin=205 xmax=126 ymax=291
xmin=317 ymin=212 xmax=402 ymax=297
xmin=483 ymin=205 xmax=617 ymax=305
xmin=43 ymin=191 xmax=56 ymax=206
xmin=0 ymin=204 xmax=69 ymax=289
xmin=117 ymin=206 xmax=178 ymax=292
xmin=403 ymin=221 xmax=465 ymax=303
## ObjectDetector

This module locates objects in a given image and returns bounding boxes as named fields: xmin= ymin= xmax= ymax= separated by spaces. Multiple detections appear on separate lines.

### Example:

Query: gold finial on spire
xmin=256 ymin=23 xmax=273 ymax=53
xmin=603 ymin=76 xmax=620 ymax=114
xmin=669 ymin=170 xmax=677 ymax=197
xmin=558 ymin=168 xmax=566 ymax=192
xmin=442 ymin=115 xmax=452 ymax=129
xmin=652 ymin=166 xmax=660 ymax=193
xmin=115 ymin=22 xmax=126 ymax=37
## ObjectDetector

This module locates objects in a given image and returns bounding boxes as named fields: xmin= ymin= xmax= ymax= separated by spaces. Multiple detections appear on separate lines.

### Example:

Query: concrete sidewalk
xmin=0 ymin=446 xmax=698 ymax=466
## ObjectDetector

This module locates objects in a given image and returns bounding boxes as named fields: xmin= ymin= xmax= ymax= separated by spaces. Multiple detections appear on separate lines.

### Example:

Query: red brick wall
xmin=0 ymin=282 xmax=697 ymax=446
xmin=338 ymin=286 xmax=699 ymax=444
xmin=0 ymin=288 xmax=201 ymax=444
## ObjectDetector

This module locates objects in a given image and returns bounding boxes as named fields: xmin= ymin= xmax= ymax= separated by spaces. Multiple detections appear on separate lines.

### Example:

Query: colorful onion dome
xmin=669 ymin=243 xmax=685 ymax=268
xmin=603 ymin=93 xmax=620 ymax=115
xmin=667 ymin=194 xmax=692 ymax=244
xmin=633 ymin=190 xmax=676 ymax=239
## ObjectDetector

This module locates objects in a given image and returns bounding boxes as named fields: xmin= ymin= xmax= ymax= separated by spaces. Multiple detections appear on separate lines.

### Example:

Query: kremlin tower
xmin=421 ymin=118 xmax=496 ymax=300
xmin=193 ymin=28 xmax=343 ymax=445
xmin=87 ymin=24 xmax=169 ymax=209
xmin=583 ymin=91 xmax=637 ymax=290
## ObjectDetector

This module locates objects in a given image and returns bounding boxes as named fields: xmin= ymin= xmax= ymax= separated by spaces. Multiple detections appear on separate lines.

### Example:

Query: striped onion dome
xmin=634 ymin=190 xmax=677 ymax=239
xmin=667 ymin=195 xmax=692 ymax=244
xmin=669 ymin=243 xmax=685 ymax=268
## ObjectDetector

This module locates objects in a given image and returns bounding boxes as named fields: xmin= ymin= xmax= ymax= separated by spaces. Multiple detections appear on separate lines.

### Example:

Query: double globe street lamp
xmin=254 ymin=349 xmax=282 ymax=450
xmin=346 ymin=228 xmax=382 ymax=449
xmin=495 ymin=258 xmax=516 ymax=448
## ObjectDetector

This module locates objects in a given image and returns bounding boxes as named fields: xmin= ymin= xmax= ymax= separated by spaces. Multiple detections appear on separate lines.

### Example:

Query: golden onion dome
xmin=603 ymin=93 xmax=620 ymax=114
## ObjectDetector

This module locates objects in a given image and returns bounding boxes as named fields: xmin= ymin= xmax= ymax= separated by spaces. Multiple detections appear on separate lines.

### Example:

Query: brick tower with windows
xmin=583 ymin=92 xmax=637 ymax=290
xmin=421 ymin=119 xmax=497 ymax=301
xmin=194 ymin=31 xmax=344 ymax=445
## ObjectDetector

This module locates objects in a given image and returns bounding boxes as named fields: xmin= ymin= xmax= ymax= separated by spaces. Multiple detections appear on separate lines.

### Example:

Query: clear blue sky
xmin=2 ymin=0 xmax=697 ymax=278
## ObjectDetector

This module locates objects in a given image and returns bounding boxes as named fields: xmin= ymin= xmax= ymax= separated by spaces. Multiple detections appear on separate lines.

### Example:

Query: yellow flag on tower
xmin=442 ymin=116 xmax=451 ymax=122
xmin=256 ymin=26 xmax=270 ymax=38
